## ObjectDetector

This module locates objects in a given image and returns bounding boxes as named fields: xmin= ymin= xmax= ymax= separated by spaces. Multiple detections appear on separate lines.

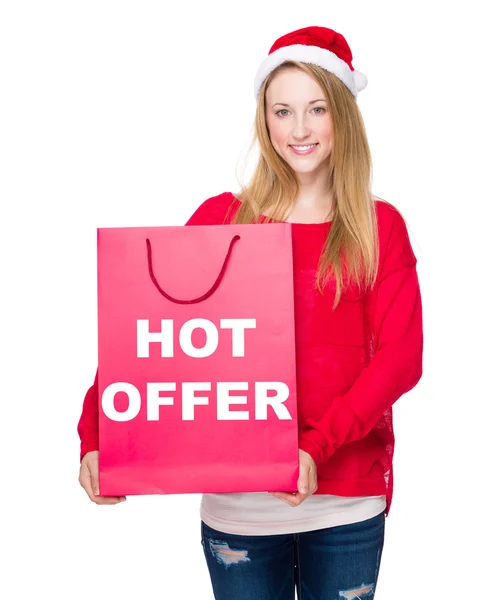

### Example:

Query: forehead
xmin=266 ymin=67 xmax=325 ymax=101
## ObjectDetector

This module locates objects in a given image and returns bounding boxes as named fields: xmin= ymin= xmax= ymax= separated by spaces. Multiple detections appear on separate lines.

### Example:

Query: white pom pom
xmin=353 ymin=70 xmax=368 ymax=93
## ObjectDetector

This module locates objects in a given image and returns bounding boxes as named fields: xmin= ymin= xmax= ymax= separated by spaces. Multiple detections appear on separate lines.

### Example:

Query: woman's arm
xmin=77 ymin=370 xmax=99 ymax=462
xmin=76 ymin=192 xmax=234 ymax=462
xmin=299 ymin=205 xmax=423 ymax=464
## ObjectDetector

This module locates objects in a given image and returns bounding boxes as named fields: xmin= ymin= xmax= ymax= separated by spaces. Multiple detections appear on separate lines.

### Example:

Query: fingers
xmin=269 ymin=450 xmax=318 ymax=507
xmin=78 ymin=463 xmax=94 ymax=500
xmin=298 ymin=472 xmax=317 ymax=496
xmin=90 ymin=470 xmax=100 ymax=497
xmin=269 ymin=491 xmax=308 ymax=507
xmin=94 ymin=496 xmax=126 ymax=505
xmin=80 ymin=475 xmax=126 ymax=505
xmin=297 ymin=449 xmax=318 ymax=496
xmin=78 ymin=453 xmax=99 ymax=500
xmin=297 ymin=467 xmax=309 ymax=495
xmin=78 ymin=460 xmax=126 ymax=505
xmin=297 ymin=469 xmax=317 ymax=495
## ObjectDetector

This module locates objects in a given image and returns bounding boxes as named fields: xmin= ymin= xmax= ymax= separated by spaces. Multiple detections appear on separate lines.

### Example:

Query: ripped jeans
xmin=201 ymin=511 xmax=385 ymax=600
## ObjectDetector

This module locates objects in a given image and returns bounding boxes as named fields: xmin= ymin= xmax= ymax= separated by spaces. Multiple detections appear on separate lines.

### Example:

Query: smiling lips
xmin=289 ymin=143 xmax=318 ymax=155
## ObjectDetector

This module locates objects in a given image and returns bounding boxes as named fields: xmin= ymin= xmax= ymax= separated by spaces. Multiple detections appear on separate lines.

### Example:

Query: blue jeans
xmin=201 ymin=511 xmax=385 ymax=600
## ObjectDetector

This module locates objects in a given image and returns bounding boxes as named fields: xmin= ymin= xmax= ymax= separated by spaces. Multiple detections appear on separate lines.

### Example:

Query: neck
xmin=291 ymin=166 xmax=334 ymax=220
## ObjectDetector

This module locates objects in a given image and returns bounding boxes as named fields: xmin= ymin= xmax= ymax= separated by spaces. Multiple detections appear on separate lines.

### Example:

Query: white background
xmin=1 ymin=1 xmax=478 ymax=598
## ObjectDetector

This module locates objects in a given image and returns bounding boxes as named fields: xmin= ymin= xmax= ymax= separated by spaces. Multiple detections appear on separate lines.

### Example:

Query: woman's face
xmin=265 ymin=68 xmax=333 ymax=179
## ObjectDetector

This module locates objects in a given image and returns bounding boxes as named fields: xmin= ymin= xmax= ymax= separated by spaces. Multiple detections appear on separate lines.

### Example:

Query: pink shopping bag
xmin=97 ymin=223 xmax=298 ymax=495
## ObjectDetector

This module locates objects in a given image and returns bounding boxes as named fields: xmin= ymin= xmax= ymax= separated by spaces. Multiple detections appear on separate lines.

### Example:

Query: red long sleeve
xmin=76 ymin=194 xmax=231 ymax=462
xmin=298 ymin=206 xmax=423 ymax=464
xmin=77 ymin=369 xmax=99 ymax=462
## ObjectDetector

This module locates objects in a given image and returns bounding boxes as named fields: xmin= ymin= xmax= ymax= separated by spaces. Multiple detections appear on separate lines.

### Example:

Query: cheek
xmin=321 ymin=118 xmax=333 ymax=143
xmin=266 ymin=115 xmax=286 ymax=147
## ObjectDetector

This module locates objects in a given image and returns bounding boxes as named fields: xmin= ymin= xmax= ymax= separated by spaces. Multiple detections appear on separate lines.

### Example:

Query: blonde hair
xmin=231 ymin=61 xmax=380 ymax=309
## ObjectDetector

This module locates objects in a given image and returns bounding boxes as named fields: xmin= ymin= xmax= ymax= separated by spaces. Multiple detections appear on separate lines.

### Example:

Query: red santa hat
xmin=253 ymin=26 xmax=368 ymax=100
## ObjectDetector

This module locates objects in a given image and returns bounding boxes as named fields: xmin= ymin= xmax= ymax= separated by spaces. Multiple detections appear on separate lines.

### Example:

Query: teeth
xmin=292 ymin=144 xmax=316 ymax=150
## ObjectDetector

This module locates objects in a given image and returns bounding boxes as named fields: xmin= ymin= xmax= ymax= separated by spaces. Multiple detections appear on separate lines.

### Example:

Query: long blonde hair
xmin=231 ymin=61 xmax=380 ymax=309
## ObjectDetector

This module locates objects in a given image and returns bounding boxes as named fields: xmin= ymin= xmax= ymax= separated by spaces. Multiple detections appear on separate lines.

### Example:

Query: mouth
xmin=289 ymin=143 xmax=318 ymax=155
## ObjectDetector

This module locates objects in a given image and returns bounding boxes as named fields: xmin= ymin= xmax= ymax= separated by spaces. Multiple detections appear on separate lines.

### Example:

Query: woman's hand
xmin=78 ymin=451 xmax=127 ymax=505
xmin=269 ymin=450 xmax=318 ymax=507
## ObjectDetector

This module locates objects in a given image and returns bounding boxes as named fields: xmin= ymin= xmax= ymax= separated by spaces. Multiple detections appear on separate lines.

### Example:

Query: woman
xmin=78 ymin=25 xmax=423 ymax=599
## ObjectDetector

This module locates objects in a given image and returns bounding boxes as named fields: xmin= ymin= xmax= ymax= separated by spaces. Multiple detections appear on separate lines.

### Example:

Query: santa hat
xmin=253 ymin=26 xmax=367 ymax=100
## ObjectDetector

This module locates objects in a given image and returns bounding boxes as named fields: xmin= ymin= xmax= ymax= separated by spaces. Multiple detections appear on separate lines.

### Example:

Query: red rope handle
xmin=146 ymin=235 xmax=241 ymax=305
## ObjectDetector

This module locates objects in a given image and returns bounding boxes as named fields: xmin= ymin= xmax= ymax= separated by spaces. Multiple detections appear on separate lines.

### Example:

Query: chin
xmin=288 ymin=163 xmax=324 ymax=174
xmin=277 ymin=148 xmax=328 ymax=173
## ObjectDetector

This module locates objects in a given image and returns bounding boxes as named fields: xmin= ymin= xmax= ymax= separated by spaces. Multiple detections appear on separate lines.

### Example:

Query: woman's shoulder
xmin=373 ymin=197 xmax=410 ymax=237
xmin=374 ymin=196 xmax=403 ymax=220
xmin=373 ymin=197 xmax=417 ymax=267
xmin=185 ymin=191 xmax=238 ymax=226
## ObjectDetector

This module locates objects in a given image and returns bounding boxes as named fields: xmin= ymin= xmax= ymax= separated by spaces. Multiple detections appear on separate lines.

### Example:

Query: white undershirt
xmin=200 ymin=493 xmax=387 ymax=536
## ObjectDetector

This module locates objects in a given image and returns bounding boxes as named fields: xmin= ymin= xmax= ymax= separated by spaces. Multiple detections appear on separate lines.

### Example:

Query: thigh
xmin=201 ymin=521 xmax=295 ymax=600
xmin=297 ymin=511 xmax=385 ymax=600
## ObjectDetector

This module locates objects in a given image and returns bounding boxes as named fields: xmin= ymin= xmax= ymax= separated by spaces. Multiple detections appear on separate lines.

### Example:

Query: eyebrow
xmin=272 ymin=99 xmax=326 ymax=107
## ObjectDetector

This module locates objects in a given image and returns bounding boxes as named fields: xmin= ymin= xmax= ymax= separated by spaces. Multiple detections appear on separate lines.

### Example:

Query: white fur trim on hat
xmin=253 ymin=44 xmax=367 ymax=100
xmin=353 ymin=69 xmax=368 ymax=92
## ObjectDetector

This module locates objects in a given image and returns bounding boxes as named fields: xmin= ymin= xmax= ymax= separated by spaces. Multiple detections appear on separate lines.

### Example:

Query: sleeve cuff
xmin=80 ymin=441 xmax=99 ymax=463
xmin=298 ymin=432 xmax=325 ymax=465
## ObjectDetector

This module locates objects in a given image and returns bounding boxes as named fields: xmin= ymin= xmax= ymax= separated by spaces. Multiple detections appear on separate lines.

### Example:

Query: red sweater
xmin=78 ymin=192 xmax=423 ymax=516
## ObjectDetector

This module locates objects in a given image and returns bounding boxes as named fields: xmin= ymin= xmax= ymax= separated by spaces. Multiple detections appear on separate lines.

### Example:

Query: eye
xmin=274 ymin=106 xmax=326 ymax=117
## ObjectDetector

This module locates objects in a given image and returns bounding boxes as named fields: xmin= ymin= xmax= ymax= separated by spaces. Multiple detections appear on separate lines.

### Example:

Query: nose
xmin=292 ymin=115 xmax=311 ymax=140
